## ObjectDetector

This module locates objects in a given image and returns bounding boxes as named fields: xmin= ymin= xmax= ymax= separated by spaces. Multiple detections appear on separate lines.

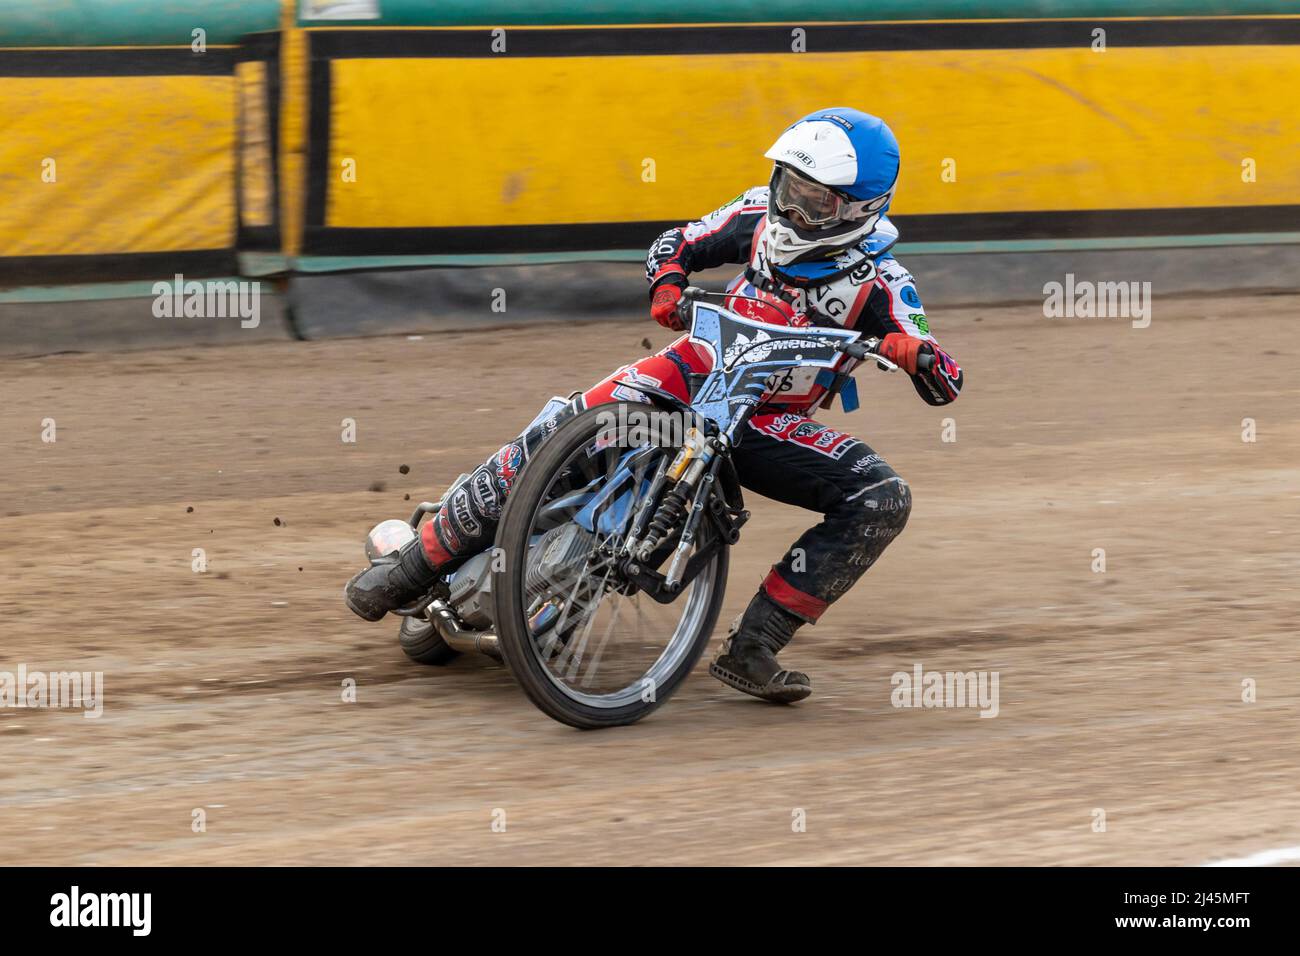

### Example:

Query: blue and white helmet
xmin=762 ymin=107 xmax=900 ymax=266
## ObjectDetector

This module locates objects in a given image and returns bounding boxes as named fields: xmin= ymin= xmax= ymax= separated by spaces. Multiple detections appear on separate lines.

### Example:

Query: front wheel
xmin=492 ymin=402 xmax=729 ymax=729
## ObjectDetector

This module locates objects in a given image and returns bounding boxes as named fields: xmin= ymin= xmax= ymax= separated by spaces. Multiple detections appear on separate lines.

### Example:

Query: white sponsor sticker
xmin=301 ymin=0 xmax=380 ymax=20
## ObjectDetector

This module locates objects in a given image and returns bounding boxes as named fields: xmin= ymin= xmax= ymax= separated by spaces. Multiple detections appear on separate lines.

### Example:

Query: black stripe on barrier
xmin=235 ymin=31 xmax=283 ymax=254
xmin=0 ymin=48 xmax=235 ymax=77
xmin=896 ymin=205 xmax=1300 ymax=242
xmin=0 ymin=250 xmax=238 ymax=287
xmin=306 ymin=38 xmax=333 ymax=246
xmin=307 ymin=18 xmax=1300 ymax=59
xmin=300 ymin=205 xmax=1300 ymax=257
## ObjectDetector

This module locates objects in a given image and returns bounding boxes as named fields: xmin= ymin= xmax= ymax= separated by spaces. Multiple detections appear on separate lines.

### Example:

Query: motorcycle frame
xmin=396 ymin=289 xmax=879 ymax=655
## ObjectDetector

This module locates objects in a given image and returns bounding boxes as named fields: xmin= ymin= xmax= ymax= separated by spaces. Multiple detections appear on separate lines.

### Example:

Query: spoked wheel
xmin=493 ymin=403 xmax=729 ymax=729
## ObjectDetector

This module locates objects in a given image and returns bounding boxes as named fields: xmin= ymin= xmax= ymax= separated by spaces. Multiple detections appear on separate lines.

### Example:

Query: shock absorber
xmin=636 ymin=485 xmax=691 ymax=562
xmin=634 ymin=426 xmax=714 ymax=564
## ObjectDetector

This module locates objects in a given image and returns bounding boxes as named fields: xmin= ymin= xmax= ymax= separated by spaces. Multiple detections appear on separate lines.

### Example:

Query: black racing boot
xmin=708 ymin=591 xmax=812 ymax=703
xmin=344 ymin=537 xmax=440 ymax=622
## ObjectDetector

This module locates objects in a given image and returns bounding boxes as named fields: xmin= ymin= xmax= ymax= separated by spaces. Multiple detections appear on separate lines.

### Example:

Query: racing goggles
xmin=770 ymin=164 xmax=884 ymax=227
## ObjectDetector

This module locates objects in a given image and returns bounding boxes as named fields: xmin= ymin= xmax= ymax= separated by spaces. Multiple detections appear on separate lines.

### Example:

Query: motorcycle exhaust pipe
xmin=427 ymin=600 xmax=501 ymax=661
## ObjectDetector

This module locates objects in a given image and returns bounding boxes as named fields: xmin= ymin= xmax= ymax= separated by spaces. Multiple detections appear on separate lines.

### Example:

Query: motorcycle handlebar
xmin=685 ymin=286 xmax=937 ymax=374
xmin=839 ymin=339 xmax=935 ymax=374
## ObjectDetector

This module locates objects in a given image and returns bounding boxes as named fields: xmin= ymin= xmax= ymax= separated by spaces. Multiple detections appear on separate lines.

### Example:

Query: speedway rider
xmin=346 ymin=107 xmax=964 ymax=705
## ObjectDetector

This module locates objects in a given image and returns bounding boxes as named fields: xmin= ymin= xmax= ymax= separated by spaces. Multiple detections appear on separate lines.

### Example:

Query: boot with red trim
xmin=708 ymin=591 xmax=812 ymax=703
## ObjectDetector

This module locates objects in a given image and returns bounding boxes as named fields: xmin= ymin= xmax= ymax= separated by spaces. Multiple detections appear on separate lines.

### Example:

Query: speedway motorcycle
xmin=359 ymin=287 xmax=932 ymax=729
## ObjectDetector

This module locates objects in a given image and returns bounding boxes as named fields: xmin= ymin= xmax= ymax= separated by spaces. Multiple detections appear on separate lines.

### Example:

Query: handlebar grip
xmin=916 ymin=351 xmax=936 ymax=374
xmin=842 ymin=341 xmax=873 ymax=361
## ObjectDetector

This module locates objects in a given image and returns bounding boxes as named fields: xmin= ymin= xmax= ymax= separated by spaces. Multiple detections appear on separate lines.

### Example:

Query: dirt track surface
xmin=2 ymin=294 xmax=1298 ymax=866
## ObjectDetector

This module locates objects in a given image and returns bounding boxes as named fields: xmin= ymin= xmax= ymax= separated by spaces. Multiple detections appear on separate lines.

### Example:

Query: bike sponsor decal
xmin=301 ymin=1 xmax=380 ymax=20
xmin=435 ymin=510 xmax=462 ymax=554
xmin=722 ymin=329 xmax=831 ymax=367
xmin=792 ymin=421 xmax=826 ymax=440
xmin=783 ymin=147 xmax=817 ymax=169
xmin=450 ymin=487 xmax=482 ymax=540
xmin=727 ymin=289 xmax=795 ymax=324
xmin=823 ymin=249 xmax=879 ymax=287
xmin=849 ymin=260 xmax=879 ymax=285
xmin=763 ymin=367 xmax=798 ymax=395
xmin=495 ymin=443 xmax=524 ymax=492
xmin=523 ymin=414 xmax=561 ymax=453
xmin=679 ymin=190 xmax=760 ymax=242
xmin=930 ymin=348 xmax=963 ymax=401
xmin=754 ymin=413 xmax=862 ymax=459
xmin=850 ymin=452 xmax=884 ymax=475
xmin=645 ymin=231 xmax=680 ymax=278
xmin=696 ymin=375 xmax=726 ymax=405
xmin=815 ymin=294 xmax=848 ymax=320
xmin=651 ymin=235 xmax=678 ymax=258
xmin=916 ymin=375 xmax=945 ymax=404
xmin=816 ymin=428 xmax=862 ymax=458
xmin=470 ymin=468 xmax=502 ymax=518
xmin=757 ymin=412 xmax=803 ymax=434
xmin=522 ymin=396 xmax=577 ymax=453
xmin=879 ymin=265 xmax=911 ymax=285
xmin=821 ymin=568 xmax=864 ymax=603
xmin=609 ymin=366 xmax=662 ymax=404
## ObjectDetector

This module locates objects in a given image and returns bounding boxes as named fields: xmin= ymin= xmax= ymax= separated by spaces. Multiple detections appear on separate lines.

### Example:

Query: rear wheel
xmin=493 ymin=402 xmax=729 ymax=729
xmin=398 ymin=614 xmax=458 ymax=665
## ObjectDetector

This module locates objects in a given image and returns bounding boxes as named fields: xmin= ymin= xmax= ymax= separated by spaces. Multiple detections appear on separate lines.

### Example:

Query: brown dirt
xmin=1 ymin=294 xmax=1297 ymax=865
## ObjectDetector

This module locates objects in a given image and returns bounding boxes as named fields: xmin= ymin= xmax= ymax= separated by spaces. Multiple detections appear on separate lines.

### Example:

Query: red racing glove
xmin=650 ymin=283 xmax=685 ymax=332
xmin=877 ymin=332 xmax=930 ymax=375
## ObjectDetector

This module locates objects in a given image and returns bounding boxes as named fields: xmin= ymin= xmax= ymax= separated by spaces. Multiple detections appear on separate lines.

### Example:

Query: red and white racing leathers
xmin=422 ymin=187 xmax=963 ymax=624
